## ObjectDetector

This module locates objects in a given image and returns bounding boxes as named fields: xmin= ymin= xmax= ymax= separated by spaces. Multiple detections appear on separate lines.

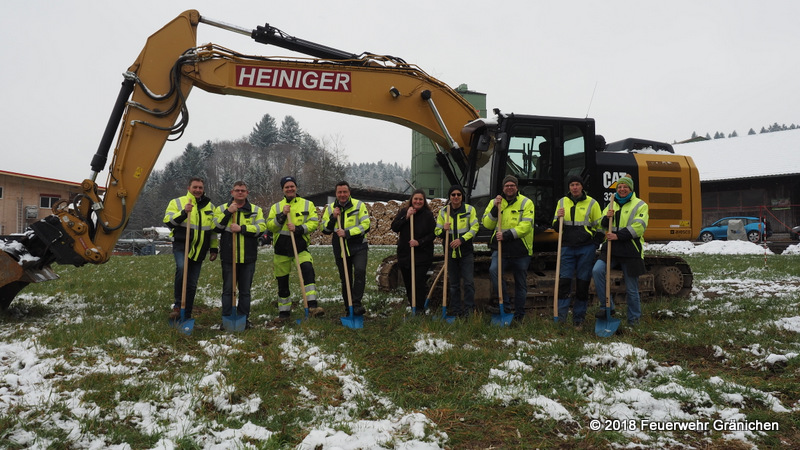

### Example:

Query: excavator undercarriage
xmin=376 ymin=251 xmax=693 ymax=312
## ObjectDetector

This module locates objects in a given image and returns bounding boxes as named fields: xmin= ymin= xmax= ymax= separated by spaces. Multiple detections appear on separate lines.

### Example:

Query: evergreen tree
xmin=748 ymin=128 xmax=756 ymax=135
xmin=278 ymin=116 xmax=303 ymax=146
xmin=691 ymin=131 xmax=697 ymax=139
xmin=249 ymin=114 xmax=279 ymax=149
xmin=729 ymin=130 xmax=738 ymax=138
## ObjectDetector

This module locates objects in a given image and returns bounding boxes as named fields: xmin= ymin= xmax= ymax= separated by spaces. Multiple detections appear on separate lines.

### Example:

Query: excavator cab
xmin=465 ymin=114 xmax=596 ymax=248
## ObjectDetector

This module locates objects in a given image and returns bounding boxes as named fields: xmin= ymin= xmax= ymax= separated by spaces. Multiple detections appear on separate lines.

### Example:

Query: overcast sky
xmin=2 ymin=0 xmax=798 ymax=183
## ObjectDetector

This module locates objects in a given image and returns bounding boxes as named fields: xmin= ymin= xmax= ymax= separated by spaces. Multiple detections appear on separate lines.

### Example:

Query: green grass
xmin=1 ymin=248 xmax=799 ymax=448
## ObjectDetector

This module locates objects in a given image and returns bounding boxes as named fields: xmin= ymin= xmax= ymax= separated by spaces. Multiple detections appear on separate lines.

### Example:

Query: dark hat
xmin=280 ymin=176 xmax=297 ymax=188
xmin=502 ymin=175 xmax=518 ymax=186
xmin=566 ymin=175 xmax=584 ymax=186
xmin=447 ymin=184 xmax=465 ymax=197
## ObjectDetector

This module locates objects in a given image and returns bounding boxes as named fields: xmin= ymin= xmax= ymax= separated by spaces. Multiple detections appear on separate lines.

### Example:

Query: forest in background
xmin=126 ymin=114 xmax=409 ymax=230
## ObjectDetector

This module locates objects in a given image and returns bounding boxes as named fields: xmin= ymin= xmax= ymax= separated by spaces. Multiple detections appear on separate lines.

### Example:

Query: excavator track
xmin=376 ymin=250 xmax=693 ymax=311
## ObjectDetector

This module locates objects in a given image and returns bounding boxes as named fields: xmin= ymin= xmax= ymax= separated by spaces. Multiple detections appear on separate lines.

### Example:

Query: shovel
xmin=424 ymin=265 xmax=445 ymax=311
xmin=438 ymin=206 xmax=456 ymax=323
xmin=491 ymin=204 xmax=513 ymax=326
xmin=410 ymin=213 xmax=418 ymax=316
xmin=170 ymin=214 xmax=194 ymax=335
xmin=338 ymin=215 xmax=364 ymax=329
xmin=222 ymin=214 xmax=246 ymax=332
xmin=553 ymin=216 xmax=564 ymax=323
xmin=288 ymin=213 xmax=310 ymax=324
xmin=596 ymin=224 xmax=621 ymax=337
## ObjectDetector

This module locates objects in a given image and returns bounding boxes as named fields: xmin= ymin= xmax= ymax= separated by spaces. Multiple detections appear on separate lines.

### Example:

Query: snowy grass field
xmin=1 ymin=241 xmax=799 ymax=449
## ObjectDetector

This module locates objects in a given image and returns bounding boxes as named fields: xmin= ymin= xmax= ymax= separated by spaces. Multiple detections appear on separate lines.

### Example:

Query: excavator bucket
xmin=0 ymin=250 xmax=24 ymax=288
xmin=0 ymin=238 xmax=60 ymax=309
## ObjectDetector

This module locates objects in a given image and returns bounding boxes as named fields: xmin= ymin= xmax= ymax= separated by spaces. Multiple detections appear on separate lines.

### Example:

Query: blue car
xmin=697 ymin=217 xmax=766 ymax=243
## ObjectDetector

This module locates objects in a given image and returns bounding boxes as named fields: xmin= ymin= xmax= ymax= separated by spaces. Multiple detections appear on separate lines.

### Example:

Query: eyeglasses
xmin=233 ymin=189 xmax=248 ymax=193
xmin=450 ymin=193 xmax=462 ymax=197
xmin=503 ymin=183 xmax=517 ymax=188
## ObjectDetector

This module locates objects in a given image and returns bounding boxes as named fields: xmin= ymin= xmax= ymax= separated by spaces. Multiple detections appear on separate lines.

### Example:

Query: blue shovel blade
xmin=595 ymin=316 xmax=621 ymax=337
xmin=340 ymin=306 xmax=364 ymax=329
xmin=223 ymin=311 xmax=246 ymax=332
xmin=491 ymin=304 xmax=513 ymax=326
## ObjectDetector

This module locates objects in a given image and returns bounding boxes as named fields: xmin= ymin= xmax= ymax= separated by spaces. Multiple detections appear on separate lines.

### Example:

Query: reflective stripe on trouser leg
xmin=299 ymin=260 xmax=318 ymax=307
xmin=277 ymin=274 xmax=292 ymax=313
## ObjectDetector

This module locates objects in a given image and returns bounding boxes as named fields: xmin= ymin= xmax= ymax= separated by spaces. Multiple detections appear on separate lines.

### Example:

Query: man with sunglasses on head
xmin=435 ymin=185 xmax=480 ymax=317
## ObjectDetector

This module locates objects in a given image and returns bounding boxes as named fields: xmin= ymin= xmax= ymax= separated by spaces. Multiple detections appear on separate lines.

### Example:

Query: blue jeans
xmin=592 ymin=259 xmax=642 ymax=324
xmin=447 ymin=253 xmax=475 ymax=315
xmin=557 ymin=243 xmax=596 ymax=323
xmin=221 ymin=261 xmax=256 ymax=318
xmin=173 ymin=251 xmax=204 ymax=318
xmin=489 ymin=251 xmax=531 ymax=319
xmin=335 ymin=247 xmax=368 ymax=308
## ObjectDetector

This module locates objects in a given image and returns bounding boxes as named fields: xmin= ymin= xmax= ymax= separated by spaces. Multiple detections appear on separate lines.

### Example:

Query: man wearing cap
xmin=267 ymin=176 xmax=323 ymax=322
xmin=482 ymin=175 xmax=535 ymax=321
xmin=592 ymin=174 xmax=649 ymax=327
xmin=553 ymin=175 xmax=603 ymax=327
xmin=435 ymin=185 xmax=480 ymax=317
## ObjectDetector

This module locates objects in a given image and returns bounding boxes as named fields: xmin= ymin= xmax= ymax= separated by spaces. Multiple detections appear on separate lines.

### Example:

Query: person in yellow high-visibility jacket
xmin=482 ymin=175 xmax=535 ymax=321
xmin=163 ymin=177 xmax=218 ymax=321
xmin=592 ymin=174 xmax=649 ymax=327
xmin=213 ymin=181 xmax=267 ymax=329
xmin=321 ymin=181 xmax=370 ymax=316
xmin=552 ymin=175 xmax=603 ymax=327
xmin=266 ymin=176 xmax=322 ymax=322
xmin=435 ymin=185 xmax=480 ymax=317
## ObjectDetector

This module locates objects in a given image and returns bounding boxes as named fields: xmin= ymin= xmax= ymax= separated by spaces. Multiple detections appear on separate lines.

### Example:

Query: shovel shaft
xmin=496 ymin=204 xmax=503 ymax=306
xmin=180 ymin=212 xmax=191 ymax=310
xmin=231 ymin=213 xmax=238 ymax=310
xmin=338 ymin=214 xmax=354 ymax=308
xmin=288 ymin=213 xmax=309 ymax=309
xmin=554 ymin=216 xmax=564 ymax=320
xmin=442 ymin=205 xmax=450 ymax=308
xmin=410 ymin=214 xmax=416 ymax=309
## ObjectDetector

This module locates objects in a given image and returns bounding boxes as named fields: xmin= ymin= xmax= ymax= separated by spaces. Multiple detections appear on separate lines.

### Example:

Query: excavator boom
xmin=0 ymin=10 xmax=480 ymax=308
xmin=1 ymin=10 xmax=700 ymax=311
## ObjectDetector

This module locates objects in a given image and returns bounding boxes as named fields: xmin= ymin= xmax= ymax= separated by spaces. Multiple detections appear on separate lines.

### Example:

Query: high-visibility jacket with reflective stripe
xmin=551 ymin=194 xmax=602 ymax=247
xmin=601 ymin=193 xmax=649 ymax=259
xmin=322 ymin=197 xmax=370 ymax=257
xmin=214 ymin=200 xmax=267 ymax=264
xmin=267 ymin=196 xmax=319 ymax=257
xmin=482 ymin=194 xmax=535 ymax=257
xmin=435 ymin=204 xmax=479 ymax=258
xmin=163 ymin=191 xmax=218 ymax=261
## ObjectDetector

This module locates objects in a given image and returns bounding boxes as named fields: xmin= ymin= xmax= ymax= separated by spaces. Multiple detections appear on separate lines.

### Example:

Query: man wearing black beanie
xmin=553 ymin=175 xmax=603 ymax=327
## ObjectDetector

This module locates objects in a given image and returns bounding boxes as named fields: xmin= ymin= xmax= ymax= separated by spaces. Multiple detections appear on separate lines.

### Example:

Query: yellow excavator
xmin=0 ymin=10 xmax=700 ymax=309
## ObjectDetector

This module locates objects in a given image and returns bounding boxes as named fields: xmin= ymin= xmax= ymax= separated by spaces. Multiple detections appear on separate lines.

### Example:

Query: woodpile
xmin=308 ymin=199 xmax=447 ymax=245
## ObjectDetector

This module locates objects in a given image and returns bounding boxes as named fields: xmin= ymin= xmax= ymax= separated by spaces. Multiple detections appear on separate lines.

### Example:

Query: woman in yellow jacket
xmin=591 ymin=175 xmax=649 ymax=326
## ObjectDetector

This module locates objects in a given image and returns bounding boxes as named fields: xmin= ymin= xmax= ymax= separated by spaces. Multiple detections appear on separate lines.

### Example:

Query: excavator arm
xmin=0 ymin=9 xmax=482 ymax=308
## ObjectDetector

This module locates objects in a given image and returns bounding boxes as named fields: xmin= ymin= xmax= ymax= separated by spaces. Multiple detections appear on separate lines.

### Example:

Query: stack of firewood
xmin=308 ymin=199 xmax=448 ymax=245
